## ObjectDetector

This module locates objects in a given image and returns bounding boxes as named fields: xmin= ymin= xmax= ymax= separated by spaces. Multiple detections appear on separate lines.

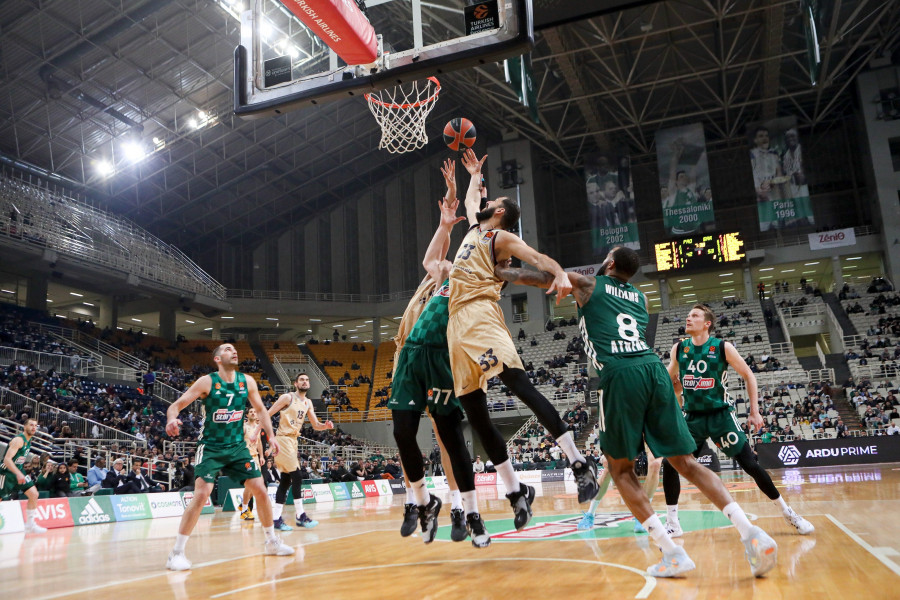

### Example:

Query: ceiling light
xmin=393 ymin=316 xmax=401 ymax=320
xmin=845 ymin=256 xmax=862 ymax=261
xmin=307 ymin=329 xmax=312 ymax=332
xmin=760 ymin=276 xmax=773 ymax=279
xmin=141 ymin=331 xmax=148 ymax=335
xmin=116 ymin=326 xmax=123 ymax=330
xmin=719 ymin=273 xmax=734 ymax=277
xmin=132 ymin=318 xmax=142 ymax=322
xmin=70 ymin=292 xmax=83 ymax=297
xmin=185 ymin=320 xmax=195 ymax=324
xmin=222 ymin=316 xmax=234 ymax=319
xmin=681 ymin=286 xmax=693 ymax=290
xmin=677 ymin=279 xmax=690 ymax=282
xmin=83 ymin=302 xmax=94 ymax=306
xmin=187 ymin=118 xmax=198 ymax=129
xmin=844 ymin=266 xmax=857 ymax=270
xmin=804 ymin=262 xmax=819 ymax=266
xmin=684 ymin=293 xmax=696 ymax=297
xmin=381 ymin=325 xmax=389 ymax=328
xmin=0 ymin=289 xmax=13 ymax=294
xmin=95 ymin=160 xmax=114 ymax=177
xmin=723 ymin=295 xmax=735 ymax=298
xmin=364 ymin=320 xmax=374 ymax=323
xmin=759 ymin=267 xmax=774 ymax=272
xmin=639 ymin=283 xmax=654 ymax=288
xmin=334 ymin=324 xmax=343 ymax=327
xmin=781 ymin=269 xmax=795 ymax=273
xmin=721 ymin=280 xmax=734 ymax=284
xmin=121 ymin=140 xmax=147 ymax=163
xmin=802 ymin=271 xmax=816 ymax=274
xmin=46 ymin=299 xmax=53 ymax=302
xmin=55 ymin=314 xmax=66 ymax=318
xmin=310 ymin=318 xmax=322 ymax=322
xmin=204 ymin=327 xmax=213 ymax=331
xmin=266 ymin=317 xmax=279 ymax=321
xmin=722 ymin=289 xmax=735 ymax=292
xmin=351 ymin=336 xmax=358 ymax=339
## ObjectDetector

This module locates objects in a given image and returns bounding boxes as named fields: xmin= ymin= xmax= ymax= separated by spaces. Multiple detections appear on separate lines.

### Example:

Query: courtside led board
xmin=655 ymin=232 xmax=745 ymax=272
xmin=235 ymin=0 xmax=533 ymax=118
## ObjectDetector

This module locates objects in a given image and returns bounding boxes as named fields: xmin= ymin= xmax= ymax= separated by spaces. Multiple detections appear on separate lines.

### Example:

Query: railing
xmin=154 ymin=381 xmax=184 ymax=404
xmin=506 ymin=415 xmax=538 ymax=453
xmin=82 ymin=364 xmax=142 ymax=381
xmin=272 ymin=355 xmax=294 ymax=387
xmin=30 ymin=321 xmax=149 ymax=371
xmin=0 ymin=387 xmax=141 ymax=444
xmin=164 ymin=440 xmax=198 ymax=457
xmin=258 ymin=333 xmax=281 ymax=341
xmin=849 ymin=363 xmax=900 ymax=381
xmin=0 ymin=416 xmax=57 ymax=453
xmin=0 ymin=172 xmax=225 ymax=300
xmin=512 ymin=312 xmax=529 ymax=323
xmin=0 ymin=345 xmax=89 ymax=373
xmin=775 ymin=305 xmax=793 ymax=342
xmin=45 ymin=331 xmax=104 ymax=366
xmin=815 ymin=341 xmax=827 ymax=368
xmin=276 ymin=352 xmax=329 ymax=389
xmin=769 ymin=341 xmax=795 ymax=355
xmin=746 ymin=225 xmax=877 ymax=251
xmin=808 ymin=368 xmax=835 ymax=384
xmin=843 ymin=334 xmax=867 ymax=349
xmin=63 ymin=444 xmax=177 ymax=490
xmin=227 ymin=288 xmax=415 ymax=303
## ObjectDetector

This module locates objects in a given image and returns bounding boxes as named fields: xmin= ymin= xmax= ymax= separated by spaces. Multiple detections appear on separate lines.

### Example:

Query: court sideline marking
xmin=209 ymin=557 xmax=656 ymax=599
xmin=38 ymin=528 xmax=395 ymax=600
xmin=825 ymin=514 xmax=900 ymax=578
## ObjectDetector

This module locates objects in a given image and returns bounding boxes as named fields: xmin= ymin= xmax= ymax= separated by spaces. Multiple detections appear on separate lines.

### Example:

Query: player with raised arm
xmin=660 ymin=304 xmax=814 ymax=537
xmin=447 ymin=149 xmax=599 ymax=509
xmin=268 ymin=373 xmax=334 ymax=531
xmin=0 ymin=417 xmax=47 ymax=534
xmin=238 ymin=407 xmax=265 ymax=521
xmin=165 ymin=344 xmax=293 ymax=570
xmin=494 ymin=246 xmax=778 ymax=578
xmin=389 ymin=158 xmax=492 ymax=547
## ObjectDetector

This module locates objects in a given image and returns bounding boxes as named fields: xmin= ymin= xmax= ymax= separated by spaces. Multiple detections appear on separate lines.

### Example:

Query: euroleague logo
xmin=473 ymin=4 xmax=489 ymax=19
xmin=778 ymin=445 xmax=801 ymax=466
xmin=682 ymin=375 xmax=715 ymax=390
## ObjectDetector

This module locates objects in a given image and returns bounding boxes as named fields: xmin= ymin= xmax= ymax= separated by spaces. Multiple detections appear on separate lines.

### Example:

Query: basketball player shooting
xmin=446 ymin=149 xmax=600 ymax=506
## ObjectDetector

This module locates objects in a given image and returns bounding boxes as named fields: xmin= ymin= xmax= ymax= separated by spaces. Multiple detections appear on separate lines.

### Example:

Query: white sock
xmin=263 ymin=525 xmax=276 ymax=542
xmin=723 ymin=502 xmax=753 ymax=538
xmin=643 ymin=514 xmax=677 ymax=553
xmin=461 ymin=490 xmax=478 ymax=516
xmin=411 ymin=478 xmax=430 ymax=506
xmin=272 ymin=503 xmax=284 ymax=521
xmin=173 ymin=533 xmax=189 ymax=553
xmin=495 ymin=460 xmax=520 ymax=492
xmin=586 ymin=498 xmax=601 ymax=516
xmin=666 ymin=504 xmax=679 ymax=524
xmin=556 ymin=431 xmax=586 ymax=464
xmin=773 ymin=496 xmax=789 ymax=513
xmin=405 ymin=487 xmax=415 ymax=504
xmin=26 ymin=509 xmax=36 ymax=526
xmin=450 ymin=489 xmax=463 ymax=511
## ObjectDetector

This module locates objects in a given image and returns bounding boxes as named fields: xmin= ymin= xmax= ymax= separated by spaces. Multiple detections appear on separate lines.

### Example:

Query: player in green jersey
xmin=495 ymin=246 xmax=778 ymax=578
xmin=164 ymin=343 xmax=294 ymax=570
xmin=661 ymin=304 xmax=814 ymax=537
xmin=0 ymin=417 xmax=47 ymax=534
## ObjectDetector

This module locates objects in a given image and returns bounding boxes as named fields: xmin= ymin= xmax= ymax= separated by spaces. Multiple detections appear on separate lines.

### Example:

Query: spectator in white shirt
xmin=472 ymin=456 xmax=485 ymax=473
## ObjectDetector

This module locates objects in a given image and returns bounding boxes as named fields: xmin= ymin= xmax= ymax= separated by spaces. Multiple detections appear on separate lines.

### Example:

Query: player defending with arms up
xmin=660 ymin=304 xmax=814 ymax=537
xmin=0 ymin=417 xmax=47 ymax=534
xmin=166 ymin=344 xmax=293 ymax=570
xmin=268 ymin=373 xmax=333 ymax=531
xmin=447 ymin=149 xmax=599 ymax=506
xmin=495 ymin=246 xmax=778 ymax=578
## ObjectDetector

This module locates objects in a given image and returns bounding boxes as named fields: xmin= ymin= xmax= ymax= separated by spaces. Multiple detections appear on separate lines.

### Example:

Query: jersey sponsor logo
xmin=681 ymin=375 xmax=716 ymax=390
xmin=213 ymin=409 xmax=245 ymax=423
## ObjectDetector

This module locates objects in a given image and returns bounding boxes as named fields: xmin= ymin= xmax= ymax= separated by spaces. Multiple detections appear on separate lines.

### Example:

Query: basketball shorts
xmin=684 ymin=408 xmax=748 ymax=458
xmin=274 ymin=435 xmax=300 ymax=473
xmin=388 ymin=342 xmax=462 ymax=417
xmin=0 ymin=471 xmax=35 ymax=500
xmin=194 ymin=443 xmax=262 ymax=484
xmin=447 ymin=299 xmax=523 ymax=397
xmin=596 ymin=355 xmax=695 ymax=461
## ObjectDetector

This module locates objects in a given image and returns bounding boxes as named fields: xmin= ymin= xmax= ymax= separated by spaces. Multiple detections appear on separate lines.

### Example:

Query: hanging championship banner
xmin=656 ymin=123 xmax=715 ymax=236
xmin=748 ymin=116 xmax=815 ymax=231
xmin=584 ymin=153 xmax=639 ymax=260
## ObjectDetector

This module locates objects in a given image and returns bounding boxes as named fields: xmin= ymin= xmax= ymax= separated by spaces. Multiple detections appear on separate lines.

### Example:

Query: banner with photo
xmin=656 ymin=123 xmax=715 ymax=235
xmin=585 ymin=153 xmax=639 ymax=260
xmin=748 ymin=116 xmax=815 ymax=231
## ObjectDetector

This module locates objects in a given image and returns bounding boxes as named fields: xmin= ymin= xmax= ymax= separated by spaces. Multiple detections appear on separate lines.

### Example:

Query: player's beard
xmin=475 ymin=205 xmax=496 ymax=223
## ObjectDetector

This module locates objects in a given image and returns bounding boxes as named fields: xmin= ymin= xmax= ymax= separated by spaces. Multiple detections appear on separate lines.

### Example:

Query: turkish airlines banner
xmin=809 ymin=228 xmax=855 ymax=250
xmin=277 ymin=0 xmax=377 ymax=65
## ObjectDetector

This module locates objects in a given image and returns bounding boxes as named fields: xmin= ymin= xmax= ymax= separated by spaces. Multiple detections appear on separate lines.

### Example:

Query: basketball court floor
xmin=3 ymin=463 xmax=899 ymax=599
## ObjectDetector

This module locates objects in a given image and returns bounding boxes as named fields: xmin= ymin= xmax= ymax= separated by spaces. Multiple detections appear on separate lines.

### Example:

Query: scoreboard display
xmin=655 ymin=232 xmax=745 ymax=272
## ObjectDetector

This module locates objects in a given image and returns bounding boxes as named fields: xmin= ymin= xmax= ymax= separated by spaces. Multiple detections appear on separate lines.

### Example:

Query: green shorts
xmin=684 ymin=408 xmax=747 ymax=458
xmin=596 ymin=356 xmax=696 ymax=461
xmin=194 ymin=443 xmax=261 ymax=484
xmin=0 ymin=471 xmax=35 ymax=500
xmin=388 ymin=343 xmax=462 ymax=417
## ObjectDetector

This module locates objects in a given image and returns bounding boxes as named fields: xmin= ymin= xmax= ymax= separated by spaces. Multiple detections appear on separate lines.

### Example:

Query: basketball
xmin=443 ymin=118 xmax=477 ymax=151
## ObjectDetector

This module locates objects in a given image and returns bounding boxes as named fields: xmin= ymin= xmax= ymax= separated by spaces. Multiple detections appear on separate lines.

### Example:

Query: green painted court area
xmin=435 ymin=510 xmax=732 ymax=543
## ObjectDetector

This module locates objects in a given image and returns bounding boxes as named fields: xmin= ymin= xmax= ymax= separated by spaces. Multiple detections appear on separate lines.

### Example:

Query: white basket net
xmin=365 ymin=77 xmax=440 ymax=154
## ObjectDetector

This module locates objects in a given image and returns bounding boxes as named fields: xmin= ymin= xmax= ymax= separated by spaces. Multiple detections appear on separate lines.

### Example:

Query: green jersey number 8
xmin=616 ymin=313 xmax=640 ymax=342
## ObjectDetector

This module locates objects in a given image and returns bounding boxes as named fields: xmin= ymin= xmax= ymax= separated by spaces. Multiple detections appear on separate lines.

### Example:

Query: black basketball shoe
xmin=418 ymin=494 xmax=442 ymax=544
xmin=466 ymin=513 xmax=491 ymax=548
xmin=571 ymin=457 xmax=600 ymax=504
xmin=505 ymin=483 xmax=536 ymax=530
xmin=400 ymin=503 xmax=418 ymax=537
xmin=450 ymin=508 xmax=468 ymax=542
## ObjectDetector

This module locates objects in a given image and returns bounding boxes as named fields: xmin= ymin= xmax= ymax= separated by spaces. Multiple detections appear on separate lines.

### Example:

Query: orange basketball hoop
xmin=365 ymin=77 xmax=440 ymax=154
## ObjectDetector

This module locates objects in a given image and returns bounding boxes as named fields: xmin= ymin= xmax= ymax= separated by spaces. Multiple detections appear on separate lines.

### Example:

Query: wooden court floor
xmin=3 ymin=463 xmax=900 ymax=599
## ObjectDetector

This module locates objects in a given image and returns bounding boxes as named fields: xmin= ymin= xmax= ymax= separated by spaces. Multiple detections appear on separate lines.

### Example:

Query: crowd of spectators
xmin=508 ymin=404 xmax=591 ymax=467
xmin=845 ymin=377 xmax=900 ymax=434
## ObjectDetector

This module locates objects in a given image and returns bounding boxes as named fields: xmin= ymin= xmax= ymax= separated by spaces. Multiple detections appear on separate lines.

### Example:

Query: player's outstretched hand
xmin=269 ymin=438 xmax=281 ymax=458
xmin=441 ymin=158 xmax=457 ymax=198
xmin=461 ymin=148 xmax=487 ymax=175
xmin=166 ymin=419 xmax=182 ymax=437
xmin=439 ymin=196 xmax=466 ymax=228
xmin=548 ymin=271 xmax=573 ymax=305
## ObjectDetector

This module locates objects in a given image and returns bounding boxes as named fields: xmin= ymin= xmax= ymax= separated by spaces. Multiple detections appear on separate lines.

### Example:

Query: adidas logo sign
xmin=78 ymin=498 xmax=111 ymax=524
